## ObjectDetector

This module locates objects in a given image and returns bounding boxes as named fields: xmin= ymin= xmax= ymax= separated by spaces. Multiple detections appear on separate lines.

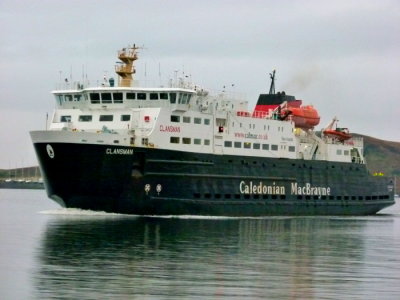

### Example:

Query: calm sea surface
xmin=0 ymin=189 xmax=399 ymax=300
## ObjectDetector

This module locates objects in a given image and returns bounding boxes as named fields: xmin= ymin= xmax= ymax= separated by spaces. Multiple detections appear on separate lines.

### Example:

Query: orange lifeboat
xmin=323 ymin=128 xmax=352 ymax=141
xmin=281 ymin=105 xmax=320 ymax=129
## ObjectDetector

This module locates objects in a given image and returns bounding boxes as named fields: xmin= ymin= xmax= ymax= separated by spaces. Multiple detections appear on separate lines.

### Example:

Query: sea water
xmin=0 ymin=189 xmax=399 ymax=299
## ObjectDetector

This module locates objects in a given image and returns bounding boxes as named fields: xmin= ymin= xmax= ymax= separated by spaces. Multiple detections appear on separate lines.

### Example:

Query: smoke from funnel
xmin=282 ymin=64 xmax=321 ymax=93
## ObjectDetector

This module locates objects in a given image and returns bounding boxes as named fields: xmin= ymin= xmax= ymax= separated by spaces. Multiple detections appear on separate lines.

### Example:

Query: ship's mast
xmin=115 ymin=44 xmax=140 ymax=87
xmin=269 ymin=70 xmax=276 ymax=95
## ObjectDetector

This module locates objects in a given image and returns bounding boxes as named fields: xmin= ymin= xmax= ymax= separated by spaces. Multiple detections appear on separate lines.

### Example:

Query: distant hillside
xmin=359 ymin=134 xmax=400 ymax=192
xmin=1 ymin=136 xmax=399 ymax=192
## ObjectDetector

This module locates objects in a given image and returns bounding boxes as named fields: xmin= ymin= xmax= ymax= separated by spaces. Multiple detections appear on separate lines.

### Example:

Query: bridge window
xmin=73 ymin=95 xmax=81 ymax=101
xmin=65 ymin=95 xmax=73 ymax=102
xmin=169 ymin=93 xmax=177 ymax=104
xmin=171 ymin=115 xmax=180 ymax=122
xmin=90 ymin=93 xmax=100 ymax=103
xmin=121 ymin=115 xmax=130 ymax=121
xmin=181 ymin=93 xmax=188 ymax=104
xmin=137 ymin=93 xmax=146 ymax=100
xmin=101 ymin=93 xmax=112 ymax=104
xmin=160 ymin=93 xmax=168 ymax=100
xmin=99 ymin=115 xmax=113 ymax=122
xmin=126 ymin=92 xmax=135 ymax=100
xmin=150 ymin=93 xmax=159 ymax=100
xmin=178 ymin=93 xmax=184 ymax=104
xmin=79 ymin=115 xmax=92 ymax=122
xmin=60 ymin=115 xmax=71 ymax=122
xmin=113 ymin=93 xmax=123 ymax=103
xmin=56 ymin=95 xmax=63 ymax=105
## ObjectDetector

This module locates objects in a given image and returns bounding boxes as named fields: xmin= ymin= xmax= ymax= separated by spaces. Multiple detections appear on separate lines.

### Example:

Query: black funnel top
xmin=256 ymin=92 xmax=296 ymax=106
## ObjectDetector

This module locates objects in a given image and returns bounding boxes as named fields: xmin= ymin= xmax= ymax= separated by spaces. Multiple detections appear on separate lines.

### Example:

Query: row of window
xmin=337 ymin=149 xmax=350 ymax=156
xmin=89 ymin=92 xmax=192 ymax=104
xmin=57 ymin=94 xmax=82 ymax=104
xmin=90 ymin=92 xmax=123 ymax=104
xmin=224 ymin=141 xmax=295 ymax=152
xmin=61 ymin=114 xmax=211 ymax=124
xmin=168 ymin=136 xmax=296 ymax=152
xmin=57 ymin=92 xmax=194 ymax=105
xmin=171 ymin=115 xmax=210 ymax=125
xmin=170 ymin=115 xmax=287 ymax=132
xmin=164 ymin=155 xmax=362 ymax=171
xmin=190 ymin=193 xmax=390 ymax=201
xmin=170 ymin=137 xmax=210 ymax=146
xmin=60 ymin=114 xmax=130 ymax=122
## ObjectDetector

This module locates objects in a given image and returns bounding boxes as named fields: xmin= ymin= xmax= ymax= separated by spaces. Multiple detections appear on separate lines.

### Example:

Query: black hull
xmin=33 ymin=142 xmax=395 ymax=216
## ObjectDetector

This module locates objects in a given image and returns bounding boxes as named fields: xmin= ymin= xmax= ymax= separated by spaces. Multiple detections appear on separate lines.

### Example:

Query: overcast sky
xmin=0 ymin=0 xmax=399 ymax=168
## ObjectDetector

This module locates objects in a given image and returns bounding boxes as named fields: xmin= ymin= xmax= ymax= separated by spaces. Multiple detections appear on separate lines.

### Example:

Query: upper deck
xmin=52 ymin=87 xmax=198 ymax=110
xmin=45 ymin=44 xmax=365 ymax=164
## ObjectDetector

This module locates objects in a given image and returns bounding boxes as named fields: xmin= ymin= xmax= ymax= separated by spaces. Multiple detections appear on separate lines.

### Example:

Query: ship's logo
xmin=144 ymin=184 xmax=151 ymax=195
xmin=46 ymin=144 xmax=55 ymax=159
xmin=156 ymin=184 xmax=162 ymax=195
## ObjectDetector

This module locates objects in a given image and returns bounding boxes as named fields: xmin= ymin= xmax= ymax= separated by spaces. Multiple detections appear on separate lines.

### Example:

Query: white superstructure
xmin=43 ymin=45 xmax=364 ymax=164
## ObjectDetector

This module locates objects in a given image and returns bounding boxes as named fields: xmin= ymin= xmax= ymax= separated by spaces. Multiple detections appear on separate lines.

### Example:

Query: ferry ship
xmin=30 ymin=45 xmax=395 ymax=216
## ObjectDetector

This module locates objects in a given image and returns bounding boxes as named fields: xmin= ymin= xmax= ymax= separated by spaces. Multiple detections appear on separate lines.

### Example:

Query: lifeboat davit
xmin=281 ymin=105 xmax=320 ymax=129
xmin=323 ymin=128 xmax=352 ymax=141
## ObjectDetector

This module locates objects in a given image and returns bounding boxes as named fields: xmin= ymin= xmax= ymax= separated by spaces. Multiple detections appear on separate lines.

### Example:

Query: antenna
xmin=144 ymin=63 xmax=147 ymax=86
xmin=158 ymin=62 xmax=161 ymax=86
xmin=269 ymin=70 xmax=276 ymax=94
xmin=81 ymin=64 xmax=84 ymax=87
xmin=174 ymin=70 xmax=178 ymax=87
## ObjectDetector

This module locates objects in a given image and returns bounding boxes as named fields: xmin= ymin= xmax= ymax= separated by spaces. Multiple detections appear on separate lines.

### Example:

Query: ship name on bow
xmin=160 ymin=125 xmax=181 ymax=133
xmin=239 ymin=181 xmax=331 ymax=196
xmin=291 ymin=182 xmax=331 ymax=196
xmin=240 ymin=181 xmax=285 ymax=195
xmin=106 ymin=148 xmax=134 ymax=155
